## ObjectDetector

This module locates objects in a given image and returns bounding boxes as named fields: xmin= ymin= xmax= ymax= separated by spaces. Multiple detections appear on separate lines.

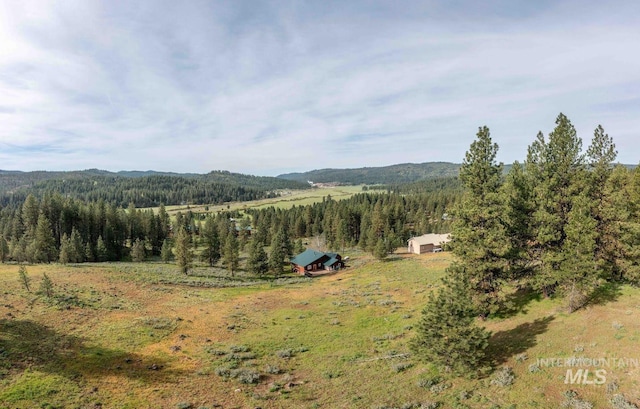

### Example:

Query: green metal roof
xmin=290 ymin=249 xmax=328 ymax=267
xmin=325 ymin=256 xmax=339 ymax=267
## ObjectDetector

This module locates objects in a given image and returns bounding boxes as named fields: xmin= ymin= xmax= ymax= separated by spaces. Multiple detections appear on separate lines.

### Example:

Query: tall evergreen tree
xmin=174 ymin=226 xmax=193 ymax=275
xmin=161 ymin=239 xmax=173 ymax=263
xmin=223 ymin=230 xmax=239 ymax=276
xmin=59 ymin=233 xmax=71 ymax=264
xmin=33 ymin=213 xmax=57 ymax=263
xmin=500 ymin=162 xmax=536 ymax=280
xmin=96 ymin=236 xmax=108 ymax=262
xmin=526 ymin=114 xmax=588 ymax=297
xmin=605 ymin=166 xmax=640 ymax=283
xmin=0 ymin=235 xmax=9 ymax=263
xmin=560 ymin=192 xmax=599 ymax=312
xmin=453 ymin=126 xmax=508 ymax=318
xmin=200 ymin=217 xmax=221 ymax=266
xmin=247 ymin=238 xmax=269 ymax=276
xmin=69 ymin=227 xmax=84 ymax=263
xmin=586 ymin=125 xmax=618 ymax=277
xmin=269 ymin=228 xmax=289 ymax=277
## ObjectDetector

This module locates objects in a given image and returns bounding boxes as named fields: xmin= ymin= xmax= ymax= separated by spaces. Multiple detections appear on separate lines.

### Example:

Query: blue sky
xmin=0 ymin=0 xmax=639 ymax=175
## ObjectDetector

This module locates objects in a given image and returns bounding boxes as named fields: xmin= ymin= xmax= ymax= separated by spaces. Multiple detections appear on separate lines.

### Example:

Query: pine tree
xmin=33 ymin=213 xmax=56 ymax=263
xmin=96 ymin=236 xmax=109 ymax=262
xmin=247 ymin=238 xmax=269 ymax=276
xmin=0 ymin=235 xmax=8 ymax=263
xmin=18 ymin=265 xmax=30 ymax=292
xmin=22 ymin=194 xmax=40 ymax=235
xmin=269 ymin=228 xmax=288 ymax=277
xmin=69 ymin=227 xmax=84 ymax=263
xmin=560 ymin=192 xmax=599 ymax=312
xmin=161 ymin=239 xmax=173 ymax=263
xmin=223 ymin=230 xmax=239 ymax=276
xmin=453 ymin=126 xmax=508 ymax=318
xmin=174 ymin=226 xmax=193 ymax=275
xmin=586 ymin=125 xmax=618 ymax=277
xmin=200 ymin=217 xmax=221 ymax=266
xmin=500 ymin=162 xmax=536 ymax=280
xmin=131 ymin=238 xmax=146 ymax=262
xmin=293 ymin=238 xmax=305 ymax=256
xmin=411 ymin=264 xmax=491 ymax=376
xmin=39 ymin=273 xmax=54 ymax=298
xmin=527 ymin=114 xmax=587 ymax=298
xmin=373 ymin=237 xmax=388 ymax=260
xmin=84 ymin=243 xmax=95 ymax=262
xmin=59 ymin=233 xmax=71 ymax=264
xmin=605 ymin=166 xmax=640 ymax=283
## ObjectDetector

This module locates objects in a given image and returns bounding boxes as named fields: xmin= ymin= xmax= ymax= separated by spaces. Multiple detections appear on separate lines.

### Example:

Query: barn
xmin=407 ymin=233 xmax=451 ymax=254
xmin=290 ymin=249 xmax=344 ymax=276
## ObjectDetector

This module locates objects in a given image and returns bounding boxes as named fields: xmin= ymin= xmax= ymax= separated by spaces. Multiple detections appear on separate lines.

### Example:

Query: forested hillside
xmin=277 ymin=161 xmax=461 ymax=184
xmin=0 ymin=170 xmax=308 ymax=207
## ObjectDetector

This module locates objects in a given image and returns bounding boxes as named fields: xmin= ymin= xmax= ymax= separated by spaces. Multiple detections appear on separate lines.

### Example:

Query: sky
xmin=0 ymin=0 xmax=639 ymax=176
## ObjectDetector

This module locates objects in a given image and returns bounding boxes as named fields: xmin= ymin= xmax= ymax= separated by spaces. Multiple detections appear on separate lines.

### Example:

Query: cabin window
xmin=306 ymin=265 xmax=311 ymax=270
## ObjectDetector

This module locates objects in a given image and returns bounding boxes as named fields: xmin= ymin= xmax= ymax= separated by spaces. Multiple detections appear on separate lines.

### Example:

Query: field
xmin=151 ymin=185 xmax=364 ymax=216
xmin=1 ymin=252 xmax=639 ymax=408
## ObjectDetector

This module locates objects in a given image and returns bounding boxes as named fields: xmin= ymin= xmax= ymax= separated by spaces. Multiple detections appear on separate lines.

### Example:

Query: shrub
xmin=275 ymin=349 xmax=294 ymax=358
xmin=458 ymin=390 xmax=471 ymax=400
xmin=528 ymin=363 xmax=541 ymax=373
xmin=610 ymin=394 xmax=638 ymax=409
xmin=205 ymin=348 xmax=227 ymax=356
xmin=561 ymin=390 xmax=593 ymax=409
xmin=391 ymin=362 xmax=413 ymax=373
xmin=429 ymin=382 xmax=450 ymax=394
xmin=417 ymin=376 xmax=440 ymax=389
xmin=515 ymin=353 xmax=528 ymax=363
xmin=606 ymin=381 xmax=619 ymax=394
xmin=214 ymin=365 xmax=232 ymax=378
xmin=490 ymin=367 xmax=515 ymax=387
xmin=224 ymin=352 xmax=256 ymax=362
xmin=231 ymin=368 xmax=261 ymax=384
xmin=323 ymin=370 xmax=342 ymax=379
xmin=229 ymin=345 xmax=250 ymax=353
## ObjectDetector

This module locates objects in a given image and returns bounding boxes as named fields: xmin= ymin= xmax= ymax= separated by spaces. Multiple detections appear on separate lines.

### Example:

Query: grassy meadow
xmin=1 ymin=251 xmax=639 ymax=408
xmin=150 ymin=185 xmax=365 ymax=217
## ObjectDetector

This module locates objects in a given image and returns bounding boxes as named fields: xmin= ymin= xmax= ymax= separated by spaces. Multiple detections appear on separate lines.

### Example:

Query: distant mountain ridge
xmin=277 ymin=162 xmax=462 ymax=184
xmin=277 ymin=162 xmax=638 ymax=185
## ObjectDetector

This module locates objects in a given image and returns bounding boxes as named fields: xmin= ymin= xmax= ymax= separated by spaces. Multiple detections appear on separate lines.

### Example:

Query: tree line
xmin=0 ymin=171 xmax=308 ymax=208
xmin=412 ymin=113 xmax=640 ymax=375
xmin=246 ymin=189 xmax=457 ymax=259
xmin=0 ymin=185 xmax=458 ymax=270
xmin=0 ymin=194 xmax=172 ymax=263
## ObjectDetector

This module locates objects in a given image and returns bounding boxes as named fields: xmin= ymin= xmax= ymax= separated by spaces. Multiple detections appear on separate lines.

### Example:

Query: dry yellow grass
xmin=1 ymin=253 xmax=639 ymax=408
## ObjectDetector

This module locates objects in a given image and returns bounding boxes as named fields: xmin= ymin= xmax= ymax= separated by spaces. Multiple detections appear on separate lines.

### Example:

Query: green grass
xmin=144 ymin=185 xmax=364 ymax=216
xmin=1 ymin=254 xmax=639 ymax=408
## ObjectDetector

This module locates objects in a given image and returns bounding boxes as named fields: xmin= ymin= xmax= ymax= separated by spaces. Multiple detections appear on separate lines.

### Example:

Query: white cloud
xmin=0 ymin=0 xmax=639 ymax=174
